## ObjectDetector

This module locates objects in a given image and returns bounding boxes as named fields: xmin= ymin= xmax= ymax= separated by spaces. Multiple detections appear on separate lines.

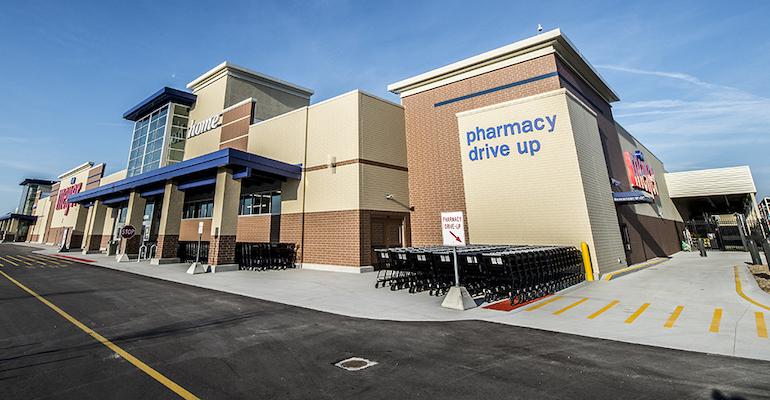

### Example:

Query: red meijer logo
xmin=55 ymin=183 xmax=82 ymax=215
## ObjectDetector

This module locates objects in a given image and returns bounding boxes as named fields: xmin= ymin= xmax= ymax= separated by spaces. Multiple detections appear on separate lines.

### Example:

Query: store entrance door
xmin=370 ymin=217 xmax=403 ymax=264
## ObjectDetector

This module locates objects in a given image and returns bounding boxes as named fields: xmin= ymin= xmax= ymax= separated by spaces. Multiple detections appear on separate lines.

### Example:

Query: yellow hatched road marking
xmin=664 ymin=306 xmax=684 ymax=328
xmin=31 ymin=255 xmax=65 ymax=266
xmin=7 ymin=255 xmax=33 ymax=266
xmin=625 ymin=303 xmax=651 ymax=324
xmin=709 ymin=308 xmax=723 ymax=333
xmin=0 ymin=269 xmax=199 ymax=399
xmin=587 ymin=300 xmax=620 ymax=319
xmin=756 ymin=312 xmax=768 ymax=339
xmin=553 ymin=298 xmax=589 ymax=315
xmin=0 ymin=256 xmax=20 ymax=267
xmin=18 ymin=255 xmax=47 ymax=266
xmin=25 ymin=255 xmax=61 ymax=268
xmin=525 ymin=296 xmax=562 ymax=311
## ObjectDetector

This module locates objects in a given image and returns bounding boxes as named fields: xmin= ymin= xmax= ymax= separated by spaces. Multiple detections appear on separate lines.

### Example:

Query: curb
xmin=734 ymin=265 xmax=770 ymax=311
xmin=601 ymin=257 xmax=669 ymax=281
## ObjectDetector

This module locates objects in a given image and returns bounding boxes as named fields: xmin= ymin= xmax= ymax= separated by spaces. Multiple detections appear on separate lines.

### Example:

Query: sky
xmin=0 ymin=0 xmax=768 ymax=213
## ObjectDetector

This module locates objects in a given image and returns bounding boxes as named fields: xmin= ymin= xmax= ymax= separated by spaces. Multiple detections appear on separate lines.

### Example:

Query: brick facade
xmin=401 ymin=55 xmax=561 ymax=246
xmin=209 ymin=235 xmax=237 ymax=265
xmin=236 ymin=215 xmax=276 ymax=243
xmin=179 ymin=218 xmax=212 ymax=242
xmin=156 ymin=234 xmax=179 ymax=259
xmin=85 ymin=234 xmax=102 ymax=251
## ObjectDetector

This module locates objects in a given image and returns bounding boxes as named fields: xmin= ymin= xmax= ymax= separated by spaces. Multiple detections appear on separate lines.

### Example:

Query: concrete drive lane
xmin=1 ymin=244 xmax=770 ymax=399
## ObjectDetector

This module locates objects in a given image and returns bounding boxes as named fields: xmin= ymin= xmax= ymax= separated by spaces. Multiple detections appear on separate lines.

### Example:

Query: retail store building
xmin=15 ymin=28 xmax=760 ymax=276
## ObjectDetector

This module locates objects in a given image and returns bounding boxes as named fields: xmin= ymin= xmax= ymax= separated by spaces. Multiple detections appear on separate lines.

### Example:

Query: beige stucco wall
xmin=306 ymin=91 xmax=360 ymax=167
xmin=49 ymin=165 xmax=92 ymax=230
xmin=30 ymin=196 xmax=51 ymax=242
xmin=359 ymin=93 xmax=407 ymax=168
xmin=100 ymin=169 xmax=127 ymax=186
xmin=185 ymin=75 xmax=228 ymax=160
xmin=225 ymin=76 xmax=309 ymax=121
xmin=245 ymin=90 xmax=409 ymax=216
xmin=456 ymin=89 xmax=625 ymax=273
xmin=248 ymin=107 xmax=308 ymax=215
xmin=616 ymin=124 xmax=683 ymax=222
xmin=566 ymin=95 xmax=628 ymax=273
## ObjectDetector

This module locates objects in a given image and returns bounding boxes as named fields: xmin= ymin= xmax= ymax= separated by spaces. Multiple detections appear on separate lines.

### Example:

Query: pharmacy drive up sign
xmin=441 ymin=211 xmax=466 ymax=246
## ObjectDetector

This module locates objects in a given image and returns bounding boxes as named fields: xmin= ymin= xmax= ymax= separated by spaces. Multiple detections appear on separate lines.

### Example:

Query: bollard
xmin=762 ymin=239 xmax=770 ymax=266
xmin=581 ymin=242 xmax=594 ymax=281
xmin=747 ymin=240 xmax=763 ymax=265
xmin=697 ymin=239 xmax=707 ymax=257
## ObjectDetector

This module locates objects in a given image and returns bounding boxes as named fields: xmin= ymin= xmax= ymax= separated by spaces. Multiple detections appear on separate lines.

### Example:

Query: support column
xmin=118 ymin=191 xmax=146 ymax=261
xmin=82 ymin=200 xmax=108 ymax=254
xmin=208 ymin=167 xmax=241 ymax=272
xmin=151 ymin=182 xmax=185 ymax=265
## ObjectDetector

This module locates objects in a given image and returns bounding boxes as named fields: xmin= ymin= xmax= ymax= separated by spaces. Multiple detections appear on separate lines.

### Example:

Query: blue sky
xmin=0 ymin=0 xmax=768 ymax=212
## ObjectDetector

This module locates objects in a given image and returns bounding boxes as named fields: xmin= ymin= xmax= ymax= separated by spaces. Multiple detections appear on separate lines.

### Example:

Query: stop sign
xmin=120 ymin=225 xmax=136 ymax=239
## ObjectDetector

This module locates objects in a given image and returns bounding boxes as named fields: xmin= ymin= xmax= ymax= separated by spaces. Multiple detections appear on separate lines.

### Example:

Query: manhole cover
xmin=334 ymin=357 xmax=378 ymax=371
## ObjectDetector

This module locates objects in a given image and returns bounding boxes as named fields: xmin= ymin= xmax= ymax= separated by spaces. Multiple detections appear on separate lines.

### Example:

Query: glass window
xmin=239 ymin=191 xmax=281 ymax=215
xmin=182 ymin=200 xmax=214 ymax=219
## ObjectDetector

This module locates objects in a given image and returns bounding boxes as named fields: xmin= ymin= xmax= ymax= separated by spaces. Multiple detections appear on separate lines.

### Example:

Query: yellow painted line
xmin=553 ymin=298 xmax=589 ymax=315
xmin=756 ymin=312 xmax=768 ymax=339
xmin=587 ymin=300 xmax=620 ymax=319
xmin=0 ymin=270 xmax=199 ymax=399
xmin=625 ymin=303 xmax=650 ymax=324
xmin=733 ymin=266 xmax=770 ymax=311
xmin=24 ymin=255 xmax=60 ymax=268
xmin=709 ymin=308 xmax=723 ymax=333
xmin=6 ymin=255 xmax=33 ymax=266
xmin=602 ymin=258 xmax=668 ymax=281
xmin=525 ymin=296 xmax=562 ymax=311
xmin=664 ymin=306 xmax=684 ymax=328
xmin=18 ymin=255 xmax=47 ymax=265
xmin=32 ymin=255 xmax=65 ymax=266
xmin=0 ymin=256 xmax=20 ymax=267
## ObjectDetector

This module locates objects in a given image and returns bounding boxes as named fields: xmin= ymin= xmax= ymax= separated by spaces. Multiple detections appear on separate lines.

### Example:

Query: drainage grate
xmin=334 ymin=357 xmax=378 ymax=371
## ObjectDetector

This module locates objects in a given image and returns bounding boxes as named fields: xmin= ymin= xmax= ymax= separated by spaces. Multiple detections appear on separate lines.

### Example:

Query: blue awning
xmin=68 ymin=148 xmax=302 ymax=204
xmin=123 ymin=87 xmax=197 ymax=121
xmin=613 ymin=191 xmax=654 ymax=204
xmin=0 ymin=213 xmax=37 ymax=222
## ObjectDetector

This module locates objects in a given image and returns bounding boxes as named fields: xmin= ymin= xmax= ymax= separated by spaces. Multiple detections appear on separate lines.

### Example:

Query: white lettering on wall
xmin=187 ymin=114 xmax=222 ymax=139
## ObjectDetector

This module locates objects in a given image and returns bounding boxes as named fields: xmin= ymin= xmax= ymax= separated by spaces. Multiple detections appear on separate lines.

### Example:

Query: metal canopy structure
xmin=0 ymin=213 xmax=37 ymax=222
xmin=68 ymin=148 xmax=302 ymax=205
xmin=123 ymin=87 xmax=197 ymax=121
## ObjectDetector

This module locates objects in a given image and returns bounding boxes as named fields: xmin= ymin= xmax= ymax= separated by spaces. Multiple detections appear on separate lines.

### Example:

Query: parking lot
xmin=2 ymin=243 xmax=770 ymax=399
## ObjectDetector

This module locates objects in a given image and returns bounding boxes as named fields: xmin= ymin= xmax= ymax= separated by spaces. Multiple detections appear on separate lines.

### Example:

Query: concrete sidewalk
xmin=15 ymin=243 xmax=770 ymax=361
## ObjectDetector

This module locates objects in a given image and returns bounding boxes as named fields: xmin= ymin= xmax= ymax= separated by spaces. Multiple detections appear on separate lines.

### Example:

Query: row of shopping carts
xmin=374 ymin=245 xmax=584 ymax=304
xmin=235 ymin=242 xmax=297 ymax=271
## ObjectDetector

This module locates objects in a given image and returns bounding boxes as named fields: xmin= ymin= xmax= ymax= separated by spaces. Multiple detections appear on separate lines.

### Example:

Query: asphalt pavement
xmin=1 ymin=243 xmax=769 ymax=399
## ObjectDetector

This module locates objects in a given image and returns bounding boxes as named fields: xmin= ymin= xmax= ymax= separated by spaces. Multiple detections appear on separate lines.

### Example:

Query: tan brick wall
xmin=401 ymin=54 xmax=560 ymax=246
xmin=99 ymin=234 xmax=112 ymax=250
xmin=236 ymin=215 xmax=273 ymax=242
xmin=180 ymin=218 xmax=212 ymax=242
xmin=208 ymin=235 xmax=236 ymax=265
xmin=300 ymin=210 xmax=361 ymax=266
xmin=156 ymin=234 xmax=179 ymax=259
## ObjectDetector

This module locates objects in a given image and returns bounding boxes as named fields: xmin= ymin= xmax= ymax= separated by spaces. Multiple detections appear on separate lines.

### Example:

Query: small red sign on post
xmin=120 ymin=225 xmax=136 ymax=239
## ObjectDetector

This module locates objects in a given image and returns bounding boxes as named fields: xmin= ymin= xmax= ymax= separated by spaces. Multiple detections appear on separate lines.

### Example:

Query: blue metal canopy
xmin=123 ymin=87 xmax=197 ymax=121
xmin=0 ymin=213 xmax=37 ymax=222
xmin=612 ymin=191 xmax=654 ymax=204
xmin=68 ymin=148 xmax=302 ymax=204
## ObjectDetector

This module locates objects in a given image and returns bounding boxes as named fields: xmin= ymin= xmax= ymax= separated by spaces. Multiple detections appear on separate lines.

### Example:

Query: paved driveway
xmin=485 ymin=251 xmax=770 ymax=361
xmin=13 ymin=243 xmax=770 ymax=361
xmin=2 ymin=244 xmax=769 ymax=399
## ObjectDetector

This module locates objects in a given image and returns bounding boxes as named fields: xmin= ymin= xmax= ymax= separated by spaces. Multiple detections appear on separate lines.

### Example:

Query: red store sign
xmin=623 ymin=151 xmax=658 ymax=197
xmin=55 ymin=182 xmax=82 ymax=215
